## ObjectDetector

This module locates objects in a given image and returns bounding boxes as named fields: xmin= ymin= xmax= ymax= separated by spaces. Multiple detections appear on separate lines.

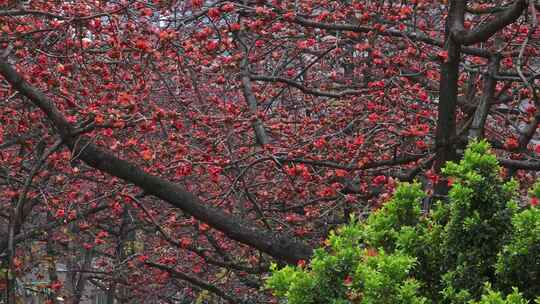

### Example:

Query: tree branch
xmin=290 ymin=15 xmax=490 ymax=57
xmin=451 ymin=0 xmax=527 ymax=45
xmin=468 ymin=55 xmax=499 ymax=139
xmin=499 ymin=159 xmax=540 ymax=171
xmin=0 ymin=58 xmax=313 ymax=264
xmin=145 ymin=262 xmax=240 ymax=304
xmin=250 ymin=75 xmax=369 ymax=98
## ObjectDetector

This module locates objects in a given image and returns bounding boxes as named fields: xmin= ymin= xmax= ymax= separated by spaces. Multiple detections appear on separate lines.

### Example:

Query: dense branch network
xmin=0 ymin=0 xmax=539 ymax=302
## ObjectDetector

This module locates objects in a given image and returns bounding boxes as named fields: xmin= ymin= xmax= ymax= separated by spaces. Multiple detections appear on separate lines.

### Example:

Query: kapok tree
xmin=1 ymin=0 xmax=540 ymax=303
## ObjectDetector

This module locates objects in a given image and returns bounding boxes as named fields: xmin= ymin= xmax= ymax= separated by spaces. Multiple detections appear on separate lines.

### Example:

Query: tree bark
xmin=434 ymin=0 xmax=465 ymax=196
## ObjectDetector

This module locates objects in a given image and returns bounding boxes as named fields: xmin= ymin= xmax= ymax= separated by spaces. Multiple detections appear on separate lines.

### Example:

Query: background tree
xmin=1 ymin=0 xmax=540 ymax=302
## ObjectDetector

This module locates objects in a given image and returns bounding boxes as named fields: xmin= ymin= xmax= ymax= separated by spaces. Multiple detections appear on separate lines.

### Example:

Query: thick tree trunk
xmin=435 ymin=0 xmax=526 ymax=195
xmin=434 ymin=0 xmax=465 ymax=196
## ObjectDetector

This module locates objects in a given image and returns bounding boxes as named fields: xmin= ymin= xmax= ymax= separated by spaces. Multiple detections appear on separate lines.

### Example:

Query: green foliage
xmin=468 ymin=284 xmax=530 ymax=304
xmin=352 ymin=251 xmax=426 ymax=304
xmin=267 ymin=140 xmax=540 ymax=304
xmin=266 ymin=219 xmax=366 ymax=304
xmin=437 ymin=140 xmax=519 ymax=300
xmin=266 ymin=226 xmax=427 ymax=304
xmin=363 ymin=182 xmax=425 ymax=251
xmin=496 ymin=205 xmax=540 ymax=299
xmin=529 ymin=181 xmax=540 ymax=199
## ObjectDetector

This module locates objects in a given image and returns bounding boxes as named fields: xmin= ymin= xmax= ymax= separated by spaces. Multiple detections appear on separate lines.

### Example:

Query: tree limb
xmin=451 ymin=0 xmax=527 ymax=45
xmin=0 ymin=58 xmax=313 ymax=264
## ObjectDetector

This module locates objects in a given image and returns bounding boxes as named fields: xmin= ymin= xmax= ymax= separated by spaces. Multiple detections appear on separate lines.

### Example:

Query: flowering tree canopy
xmin=1 ymin=0 xmax=540 ymax=302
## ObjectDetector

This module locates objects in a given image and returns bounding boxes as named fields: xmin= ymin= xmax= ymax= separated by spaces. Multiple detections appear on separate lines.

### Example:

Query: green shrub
xmin=436 ymin=140 xmax=519 ymax=300
xmin=362 ymin=182 xmax=425 ymax=252
xmin=468 ymin=284 xmax=530 ymax=304
xmin=266 ymin=224 xmax=427 ymax=304
xmin=267 ymin=140 xmax=540 ymax=304
xmin=496 ymin=189 xmax=540 ymax=299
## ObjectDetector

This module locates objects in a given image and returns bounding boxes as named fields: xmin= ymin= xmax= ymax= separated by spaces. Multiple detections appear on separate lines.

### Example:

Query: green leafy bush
xmin=468 ymin=284 xmax=530 ymax=304
xmin=436 ymin=140 xmax=519 ymax=300
xmin=266 ymin=227 xmax=427 ymax=304
xmin=496 ymin=201 xmax=540 ymax=299
xmin=267 ymin=140 xmax=540 ymax=304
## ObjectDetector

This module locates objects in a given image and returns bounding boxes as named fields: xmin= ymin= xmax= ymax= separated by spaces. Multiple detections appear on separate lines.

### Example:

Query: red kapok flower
xmin=504 ymin=137 xmax=519 ymax=150
xmin=50 ymin=280 xmax=63 ymax=292
xmin=437 ymin=50 xmax=449 ymax=62
xmin=373 ymin=175 xmax=386 ymax=185
xmin=221 ymin=3 xmax=234 ymax=12
xmin=207 ymin=7 xmax=221 ymax=19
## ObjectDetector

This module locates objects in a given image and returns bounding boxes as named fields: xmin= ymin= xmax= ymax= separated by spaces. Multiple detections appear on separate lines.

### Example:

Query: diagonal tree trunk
xmin=0 ymin=57 xmax=312 ymax=265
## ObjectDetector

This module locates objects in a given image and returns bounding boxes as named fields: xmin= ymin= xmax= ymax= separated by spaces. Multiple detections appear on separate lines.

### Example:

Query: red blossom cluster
xmin=1 ymin=0 xmax=539 ymax=302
